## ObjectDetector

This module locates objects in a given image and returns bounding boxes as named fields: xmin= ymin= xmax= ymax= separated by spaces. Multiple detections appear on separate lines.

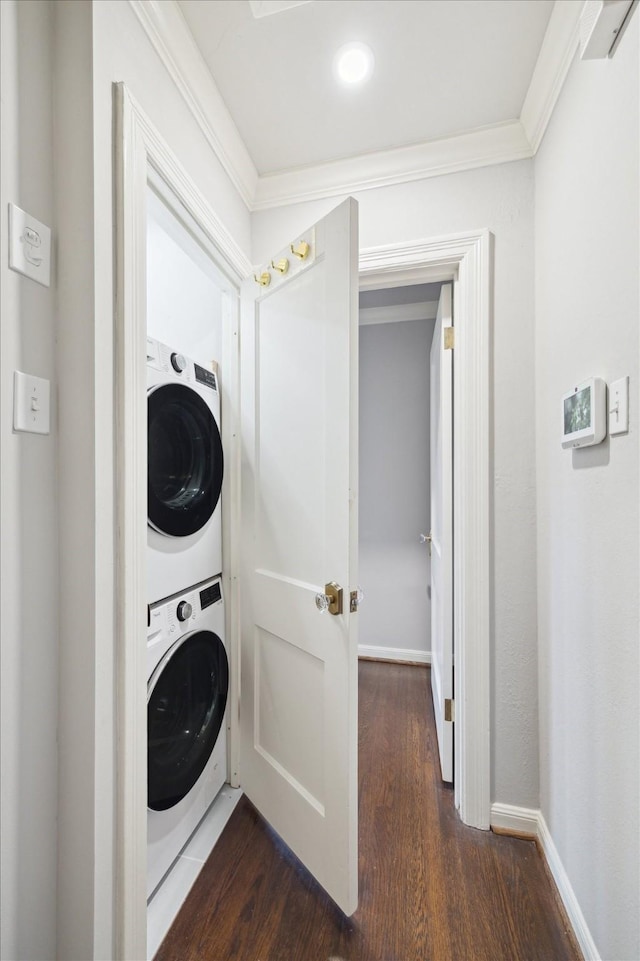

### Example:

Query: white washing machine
xmin=147 ymin=575 xmax=228 ymax=899
xmin=147 ymin=336 xmax=223 ymax=605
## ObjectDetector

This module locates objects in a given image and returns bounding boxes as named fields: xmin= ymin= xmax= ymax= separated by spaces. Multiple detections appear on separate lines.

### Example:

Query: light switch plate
xmin=609 ymin=375 xmax=629 ymax=435
xmin=8 ymin=203 xmax=51 ymax=287
xmin=13 ymin=371 xmax=50 ymax=435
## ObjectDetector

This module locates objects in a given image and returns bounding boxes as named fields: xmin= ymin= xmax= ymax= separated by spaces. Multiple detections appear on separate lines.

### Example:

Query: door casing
xmin=115 ymin=82 xmax=249 ymax=961
xmin=115 ymin=83 xmax=492 ymax=961
xmin=360 ymin=237 xmax=491 ymax=826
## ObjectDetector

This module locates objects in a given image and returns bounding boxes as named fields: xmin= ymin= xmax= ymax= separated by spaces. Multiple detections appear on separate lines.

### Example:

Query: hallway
xmin=156 ymin=661 xmax=581 ymax=961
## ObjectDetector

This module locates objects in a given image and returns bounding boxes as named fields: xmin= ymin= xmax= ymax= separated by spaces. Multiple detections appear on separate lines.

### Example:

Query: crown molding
xmin=520 ymin=0 xmax=582 ymax=152
xmin=128 ymin=0 xmax=257 ymax=209
xmin=130 ymin=0 xmax=582 ymax=212
xmin=359 ymin=302 xmax=438 ymax=326
xmin=253 ymin=121 xmax=533 ymax=210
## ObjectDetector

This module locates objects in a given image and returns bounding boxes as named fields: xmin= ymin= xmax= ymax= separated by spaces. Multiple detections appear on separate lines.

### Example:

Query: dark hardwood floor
xmin=156 ymin=661 xmax=581 ymax=961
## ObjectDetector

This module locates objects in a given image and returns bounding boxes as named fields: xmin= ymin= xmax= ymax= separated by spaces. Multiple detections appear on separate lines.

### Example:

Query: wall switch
xmin=8 ymin=203 xmax=51 ymax=287
xmin=13 ymin=371 xmax=50 ymax=435
xmin=608 ymin=375 xmax=629 ymax=435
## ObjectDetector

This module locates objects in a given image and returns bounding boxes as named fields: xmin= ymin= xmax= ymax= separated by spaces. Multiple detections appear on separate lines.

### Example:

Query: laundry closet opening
xmin=145 ymin=183 xmax=242 ymax=957
xmin=358 ymin=282 xmax=443 ymax=667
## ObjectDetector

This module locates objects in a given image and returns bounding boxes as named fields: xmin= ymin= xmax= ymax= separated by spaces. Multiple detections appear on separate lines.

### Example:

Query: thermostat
xmin=561 ymin=377 xmax=606 ymax=449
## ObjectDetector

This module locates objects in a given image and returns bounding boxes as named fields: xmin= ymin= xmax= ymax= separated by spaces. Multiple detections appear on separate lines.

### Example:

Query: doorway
xmin=359 ymin=240 xmax=491 ymax=829
xmin=358 ymin=282 xmax=441 ymax=666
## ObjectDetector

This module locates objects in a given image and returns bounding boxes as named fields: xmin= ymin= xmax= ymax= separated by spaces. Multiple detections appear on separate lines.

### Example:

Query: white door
xmin=430 ymin=283 xmax=454 ymax=782
xmin=239 ymin=198 xmax=359 ymax=915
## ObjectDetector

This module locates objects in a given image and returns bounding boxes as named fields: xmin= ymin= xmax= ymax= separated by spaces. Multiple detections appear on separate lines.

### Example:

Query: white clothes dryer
xmin=147 ymin=575 xmax=228 ymax=899
xmin=147 ymin=336 xmax=223 ymax=605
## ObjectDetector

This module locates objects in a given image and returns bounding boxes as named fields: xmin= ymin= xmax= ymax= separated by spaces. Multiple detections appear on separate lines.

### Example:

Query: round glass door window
xmin=148 ymin=383 xmax=223 ymax=537
xmin=148 ymin=630 xmax=229 ymax=811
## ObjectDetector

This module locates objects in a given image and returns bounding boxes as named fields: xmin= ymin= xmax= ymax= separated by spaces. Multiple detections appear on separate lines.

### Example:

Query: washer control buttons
xmin=176 ymin=600 xmax=193 ymax=622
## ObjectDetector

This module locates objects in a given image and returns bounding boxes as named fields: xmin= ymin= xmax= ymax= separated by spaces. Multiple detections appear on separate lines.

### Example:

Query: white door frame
xmin=359 ymin=233 xmax=492 ymax=830
xmin=114 ymin=83 xmax=250 ymax=961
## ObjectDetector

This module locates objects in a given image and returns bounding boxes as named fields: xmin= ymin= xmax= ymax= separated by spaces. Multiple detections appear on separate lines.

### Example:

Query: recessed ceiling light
xmin=334 ymin=42 xmax=375 ymax=85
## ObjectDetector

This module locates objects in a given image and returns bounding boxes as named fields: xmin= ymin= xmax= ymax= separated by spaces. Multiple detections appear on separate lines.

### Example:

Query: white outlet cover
xmin=8 ymin=203 xmax=51 ymax=287
xmin=13 ymin=370 xmax=50 ymax=435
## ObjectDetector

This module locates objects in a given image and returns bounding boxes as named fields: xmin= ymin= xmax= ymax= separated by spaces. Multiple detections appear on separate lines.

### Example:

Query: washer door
xmin=148 ymin=630 xmax=229 ymax=812
xmin=148 ymin=383 xmax=223 ymax=537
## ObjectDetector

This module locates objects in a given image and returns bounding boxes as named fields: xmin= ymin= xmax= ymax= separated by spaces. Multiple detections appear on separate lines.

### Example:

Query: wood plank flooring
xmin=156 ymin=661 xmax=581 ymax=961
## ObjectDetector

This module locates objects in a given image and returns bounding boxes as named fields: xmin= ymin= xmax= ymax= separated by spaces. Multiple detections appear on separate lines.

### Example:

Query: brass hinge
xmin=444 ymin=698 xmax=455 ymax=722
xmin=444 ymin=327 xmax=455 ymax=350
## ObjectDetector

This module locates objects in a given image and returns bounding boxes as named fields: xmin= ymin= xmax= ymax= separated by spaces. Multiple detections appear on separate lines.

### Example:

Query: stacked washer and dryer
xmin=146 ymin=336 xmax=228 ymax=899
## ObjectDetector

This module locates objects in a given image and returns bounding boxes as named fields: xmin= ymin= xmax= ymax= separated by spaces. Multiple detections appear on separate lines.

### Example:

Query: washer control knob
xmin=171 ymin=352 xmax=187 ymax=373
xmin=176 ymin=600 xmax=192 ymax=622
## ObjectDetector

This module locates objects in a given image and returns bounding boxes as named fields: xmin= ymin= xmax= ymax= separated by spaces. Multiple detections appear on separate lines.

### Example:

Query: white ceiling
xmin=178 ymin=0 xmax=555 ymax=176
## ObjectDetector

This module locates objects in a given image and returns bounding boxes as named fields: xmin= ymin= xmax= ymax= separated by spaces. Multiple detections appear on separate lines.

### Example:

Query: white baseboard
xmin=536 ymin=812 xmax=601 ymax=961
xmin=490 ymin=803 xmax=601 ymax=961
xmin=358 ymin=644 xmax=431 ymax=664
xmin=490 ymin=801 xmax=539 ymax=836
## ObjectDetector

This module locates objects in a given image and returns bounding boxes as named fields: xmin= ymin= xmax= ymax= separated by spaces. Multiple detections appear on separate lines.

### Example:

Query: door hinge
xmin=444 ymin=327 xmax=455 ymax=350
xmin=444 ymin=698 xmax=455 ymax=722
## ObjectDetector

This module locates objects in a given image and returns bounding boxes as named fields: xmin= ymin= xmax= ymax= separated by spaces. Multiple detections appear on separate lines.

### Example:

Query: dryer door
xmin=147 ymin=630 xmax=229 ymax=811
xmin=148 ymin=383 xmax=224 ymax=537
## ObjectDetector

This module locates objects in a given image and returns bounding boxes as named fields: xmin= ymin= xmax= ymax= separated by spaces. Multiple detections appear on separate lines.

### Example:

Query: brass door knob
xmin=314 ymin=581 xmax=343 ymax=615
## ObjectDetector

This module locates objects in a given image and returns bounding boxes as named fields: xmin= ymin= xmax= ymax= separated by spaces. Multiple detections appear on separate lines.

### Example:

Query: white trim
xmin=129 ymin=0 xmax=580 ymax=209
xmin=114 ymin=83 xmax=149 ymax=961
xmin=360 ymin=230 xmax=492 ymax=831
xmin=128 ymin=0 xmax=257 ymax=209
xmin=123 ymin=94 xmax=252 ymax=281
xmin=490 ymin=802 xmax=539 ymax=836
xmin=147 ymin=786 xmax=243 ymax=960
xmin=358 ymin=645 xmax=431 ymax=664
xmin=360 ymin=265 xmax=454 ymax=291
xmin=520 ymin=0 xmax=582 ymax=152
xmin=490 ymin=805 xmax=602 ymax=961
xmin=537 ymin=812 xmax=602 ymax=961
xmin=253 ymin=121 xmax=532 ymax=210
xmin=114 ymin=83 xmax=247 ymax=961
xmin=359 ymin=302 xmax=438 ymax=326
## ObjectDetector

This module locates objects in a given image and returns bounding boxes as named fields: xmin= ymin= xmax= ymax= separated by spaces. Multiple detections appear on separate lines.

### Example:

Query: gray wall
xmin=0 ymin=3 xmax=58 ymax=958
xmin=359 ymin=319 xmax=435 ymax=658
xmin=534 ymin=18 xmax=639 ymax=961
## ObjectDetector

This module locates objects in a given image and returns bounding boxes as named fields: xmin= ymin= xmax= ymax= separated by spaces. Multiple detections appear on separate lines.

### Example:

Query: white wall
xmin=0 ymin=3 xmax=59 ymax=959
xmin=253 ymin=158 xmax=539 ymax=810
xmin=534 ymin=19 xmax=639 ymax=961
xmin=147 ymin=189 xmax=223 ymax=364
xmin=359 ymin=319 xmax=434 ymax=660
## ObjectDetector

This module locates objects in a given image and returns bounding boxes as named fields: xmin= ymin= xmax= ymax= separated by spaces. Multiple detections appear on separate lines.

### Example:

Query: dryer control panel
xmin=147 ymin=336 xmax=219 ymax=392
